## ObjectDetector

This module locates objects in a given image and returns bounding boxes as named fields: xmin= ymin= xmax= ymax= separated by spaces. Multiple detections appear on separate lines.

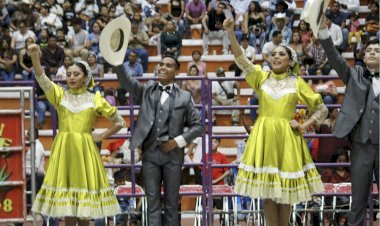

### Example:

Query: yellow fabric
xmin=32 ymin=82 xmax=120 ymax=218
xmin=235 ymin=66 xmax=324 ymax=204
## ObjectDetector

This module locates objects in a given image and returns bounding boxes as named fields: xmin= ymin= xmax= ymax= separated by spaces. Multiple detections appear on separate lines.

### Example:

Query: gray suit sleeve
xmin=182 ymin=97 xmax=203 ymax=144
xmin=115 ymin=65 xmax=144 ymax=104
xmin=320 ymin=36 xmax=351 ymax=84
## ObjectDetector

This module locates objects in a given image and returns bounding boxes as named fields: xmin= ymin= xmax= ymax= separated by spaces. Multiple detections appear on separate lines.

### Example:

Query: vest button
xmin=359 ymin=109 xmax=363 ymax=113
xmin=369 ymin=130 xmax=372 ymax=134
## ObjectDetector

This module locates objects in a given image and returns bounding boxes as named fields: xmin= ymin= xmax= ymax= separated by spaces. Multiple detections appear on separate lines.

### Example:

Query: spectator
xmin=230 ymin=0 xmax=250 ymax=17
xmin=56 ymin=55 xmax=73 ymax=79
xmin=321 ymin=148 xmax=351 ymax=226
xmin=326 ymin=1 xmax=349 ymax=51
xmin=167 ymin=0 xmax=185 ymax=38
xmin=200 ymin=138 xmax=230 ymax=225
xmin=0 ymin=37 xmax=17 ymax=81
xmin=201 ymin=2 xmax=228 ymax=55
xmin=325 ymin=14 xmax=344 ymax=52
xmin=185 ymin=0 xmax=207 ymax=38
xmin=305 ymin=37 xmax=331 ymax=76
xmin=269 ymin=13 xmax=292 ymax=45
xmin=67 ymin=18 xmax=89 ymax=61
xmin=338 ymin=0 xmax=360 ymax=14
xmin=289 ymin=31 xmax=306 ymax=64
xmin=298 ymin=20 xmax=313 ymax=46
xmin=347 ymin=12 xmax=362 ymax=47
xmin=38 ymin=2 xmax=63 ymax=35
xmin=75 ymin=0 xmax=99 ymax=23
xmin=112 ymin=170 xmax=130 ymax=225
xmin=0 ymin=0 xmax=10 ymax=27
xmin=161 ymin=20 xmax=181 ymax=58
xmin=211 ymin=67 xmax=241 ymax=125
xmin=61 ymin=0 xmax=76 ymax=32
xmin=87 ymin=52 xmax=104 ymax=93
xmin=47 ymin=0 xmax=63 ymax=20
xmin=141 ymin=0 xmax=162 ymax=24
xmin=19 ymin=37 xmax=35 ymax=81
xmin=182 ymin=65 xmax=202 ymax=104
xmin=56 ymin=28 xmax=70 ymax=55
xmin=126 ymin=20 xmax=149 ymax=72
xmin=262 ymin=30 xmax=282 ymax=71
xmin=311 ymin=69 xmax=338 ymax=105
xmin=9 ymin=0 xmax=35 ymax=30
xmin=243 ymin=1 xmax=266 ymax=52
xmin=41 ymin=35 xmax=65 ymax=75
xmin=11 ymin=20 xmax=37 ymax=53
xmin=187 ymin=50 xmax=207 ymax=76
xmin=85 ymin=21 xmax=101 ymax=58
xmin=365 ymin=2 xmax=379 ymax=39
xmin=115 ymin=0 xmax=133 ymax=18
xmin=35 ymin=75 xmax=50 ymax=129
xmin=95 ymin=5 xmax=111 ymax=30
xmin=147 ymin=12 xmax=167 ymax=55
xmin=117 ymin=51 xmax=144 ymax=105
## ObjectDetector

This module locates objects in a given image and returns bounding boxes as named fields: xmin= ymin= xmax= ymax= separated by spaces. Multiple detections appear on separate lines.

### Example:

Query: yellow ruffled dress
xmin=31 ymin=75 xmax=121 ymax=218
xmin=234 ymin=55 xmax=327 ymax=204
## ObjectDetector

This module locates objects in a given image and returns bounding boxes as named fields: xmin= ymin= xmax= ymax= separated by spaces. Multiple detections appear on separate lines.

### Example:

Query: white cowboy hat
xmin=22 ymin=0 xmax=34 ymax=5
xmin=271 ymin=13 xmax=290 ymax=26
xmin=99 ymin=16 xmax=131 ymax=66
xmin=302 ymin=0 xmax=330 ymax=37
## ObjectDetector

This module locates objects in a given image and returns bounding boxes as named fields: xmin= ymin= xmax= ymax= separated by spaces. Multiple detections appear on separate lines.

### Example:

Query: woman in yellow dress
xmin=223 ymin=18 xmax=328 ymax=226
xmin=27 ymin=44 xmax=125 ymax=226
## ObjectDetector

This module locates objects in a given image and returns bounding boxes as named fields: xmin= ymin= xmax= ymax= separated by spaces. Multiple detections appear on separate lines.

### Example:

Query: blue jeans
xmin=0 ymin=70 xmax=15 ymax=81
xmin=249 ymin=31 xmax=266 ymax=53
xmin=36 ymin=100 xmax=49 ymax=124
xmin=249 ymin=95 xmax=259 ymax=121
xmin=22 ymin=69 xmax=35 ymax=80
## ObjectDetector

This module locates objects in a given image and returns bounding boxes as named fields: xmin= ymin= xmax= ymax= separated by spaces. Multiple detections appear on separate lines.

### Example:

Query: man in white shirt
xmin=11 ymin=20 xmax=36 ymax=52
xmin=39 ymin=3 xmax=63 ymax=35
xmin=326 ymin=14 xmax=344 ymax=52
xmin=262 ymin=30 xmax=282 ymax=71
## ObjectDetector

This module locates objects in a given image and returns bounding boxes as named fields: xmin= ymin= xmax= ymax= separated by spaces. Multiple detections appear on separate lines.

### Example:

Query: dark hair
xmin=192 ymin=50 xmax=202 ymax=56
xmin=189 ymin=64 xmax=199 ymax=74
xmin=48 ymin=35 xmax=57 ymax=40
xmin=162 ymin=53 xmax=180 ymax=70
xmin=332 ymin=1 xmax=340 ymax=6
xmin=330 ymin=148 xmax=349 ymax=163
xmin=364 ymin=38 xmax=380 ymax=50
xmin=371 ymin=1 xmax=379 ymax=9
xmin=113 ymin=170 xmax=126 ymax=181
xmin=218 ymin=2 xmax=227 ymax=9
xmin=73 ymin=62 xmax=88 ymax=76
xmin=272 ymin=30 xmax=282 ymax=38
xmin=28 ymin=128 xmax=39 ymax=139
xmin=298 ymin=20 xmax=310 ymax=30
xmin=249 ymin=1 xmax=262 ymax=13
xmin=241 ymin=34 xmax=250 ymax=42
xmin=279 ymin=45 xmax=293 ymax=60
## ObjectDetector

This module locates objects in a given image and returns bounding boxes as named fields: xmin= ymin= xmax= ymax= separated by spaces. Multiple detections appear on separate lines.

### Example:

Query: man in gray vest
xmin=318 ymin=15 xmax=379 ymax=226
xmin=115 ymin=55 xmax=203 ymax=226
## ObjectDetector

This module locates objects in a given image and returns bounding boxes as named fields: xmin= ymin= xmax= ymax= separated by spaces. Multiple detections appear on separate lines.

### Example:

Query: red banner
xmin=0 ymin=111 xmax=25 ymax=221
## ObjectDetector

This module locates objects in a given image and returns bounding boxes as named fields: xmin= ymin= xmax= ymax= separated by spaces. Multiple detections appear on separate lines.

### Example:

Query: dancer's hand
xmin=92 ymin=132 xmax=103 ymax=143
xmin=223 ymin=18 xmax=234 ymax=32
xmin=160 ymin=139 xmax=178 ymax=153
xmin=289 ymin=119 xmax=305 ymax=132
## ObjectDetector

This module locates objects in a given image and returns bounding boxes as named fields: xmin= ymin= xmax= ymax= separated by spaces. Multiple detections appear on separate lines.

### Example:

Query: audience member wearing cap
xmin=224 ymin=17 xmax=327 ymax=226
xmin=318 ymin=14 xmax=380 ymax=226
xmin=27 ymin=43 xmax=126 ymax=224
xmin=268 ymin=13 xmax=292 ymax=45
xmin=211 ymin=67 xmax=241 ymax=125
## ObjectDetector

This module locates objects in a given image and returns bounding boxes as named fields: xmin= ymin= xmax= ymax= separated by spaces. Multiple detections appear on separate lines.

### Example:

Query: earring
xmin=287 ymin=67 xmax=291 ymax=75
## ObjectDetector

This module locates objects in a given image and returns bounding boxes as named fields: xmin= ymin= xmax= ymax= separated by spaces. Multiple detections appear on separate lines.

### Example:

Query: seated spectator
xmin=167 ymin=0 xmax=185 ymax=37
xmin=289 ymin=31 xmax=305 ymax=64
xmin=325 ymin=14 xmax=344 ymax=52
xmin=0 ymin=0 xmax=10 ymax=27
xmin=66 ymin=18 xmax=89 ymax=61
xmin=19 ymin=37 xmax=35 ymax=81
xmin=11 ymin=20 xmax=36 ymax=53
xmin=35 ymin=75 xmax=51 ymax=129
xmin=75 ymin=0 xmax=99 ymax=25
xmin=104 ymin=88 xmax=116 ymax=106
xmin=61 ymin=0 xmax=76 ymax=32
xmin=326 ymin=1 xmax=349 ymax=51
xmin=142 ymin=0 xmax=162 ymax=24
xmin=160 ymin=20 xmax=181 ymax=58
xmin=87 ymin=52 xmax=104 ymax=93
xmin=37 ymin=28 xmax=49 ymax=49
xmin=347 ymin=12 xmax=362 ymax=47
xmin=321 ymin=148 xmax=351 ymax=226
xmin=311 ymin=69 xmax=338 ymax=105
xmin=117 ymin=51 xmax=143 ymax=105
xmin=298 ymin=20 xmax=313 ymax=46
xmin=182 ymin=65 xmax=202 ymax=104
xmin=338 ymin=0 xmax=360 ymax=14
xmin=261 ymin=30 xmax=282 ymax=71
xmin=131 ymin=11 xmax=145 ymax=32
xmin=126 ymin=20 xmax=149 ymax=72
xmin=243 ymin=1 xmax=266 ymax=52
xmin=115 ymin=0 xmax=134 ymax=18
xmin=211 ymin=67 xmax=241 ymax=125
xmin=56 ymin=28 xmax=71 ymax=56
xmin=365 ymin=2 xmax=379 ymax=39
xmin=47 ymin=0 xmax=63 ymax=20
xmin=147 ymin=12 xmax=167 ymax=55
xmin=0 ymin=37 xmax=17 ymax=81
xmin=95 ymin=5 xmax=111 ymax=30
xmin=185 ymin=0 xmax=207 ymax=38
xmin=41 ymin=35 xmax=65 ymax=75
xmin=201 ymin=2 xmax=228 ymax=55
xmin=85 ymin=21 xmax=101 ymax=59
xmin=187 ymin=50 xmax=206 ymax=76
xmin=305 ymin=37 xmax=331 ymax=76
xmin=38 ymin=2 xmax=63 ymax=35
xmin=269 ymin=13 xmax=292 ymax=45
xmin=56 ymin=55 xmax=73 ymax=79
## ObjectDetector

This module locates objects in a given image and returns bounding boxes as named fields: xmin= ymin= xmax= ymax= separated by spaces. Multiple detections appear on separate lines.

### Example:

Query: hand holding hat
xmin=99 ymin=16 xmax=131 ymax=66
xmin=302 ymin=0 xmax=330 ymax=37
